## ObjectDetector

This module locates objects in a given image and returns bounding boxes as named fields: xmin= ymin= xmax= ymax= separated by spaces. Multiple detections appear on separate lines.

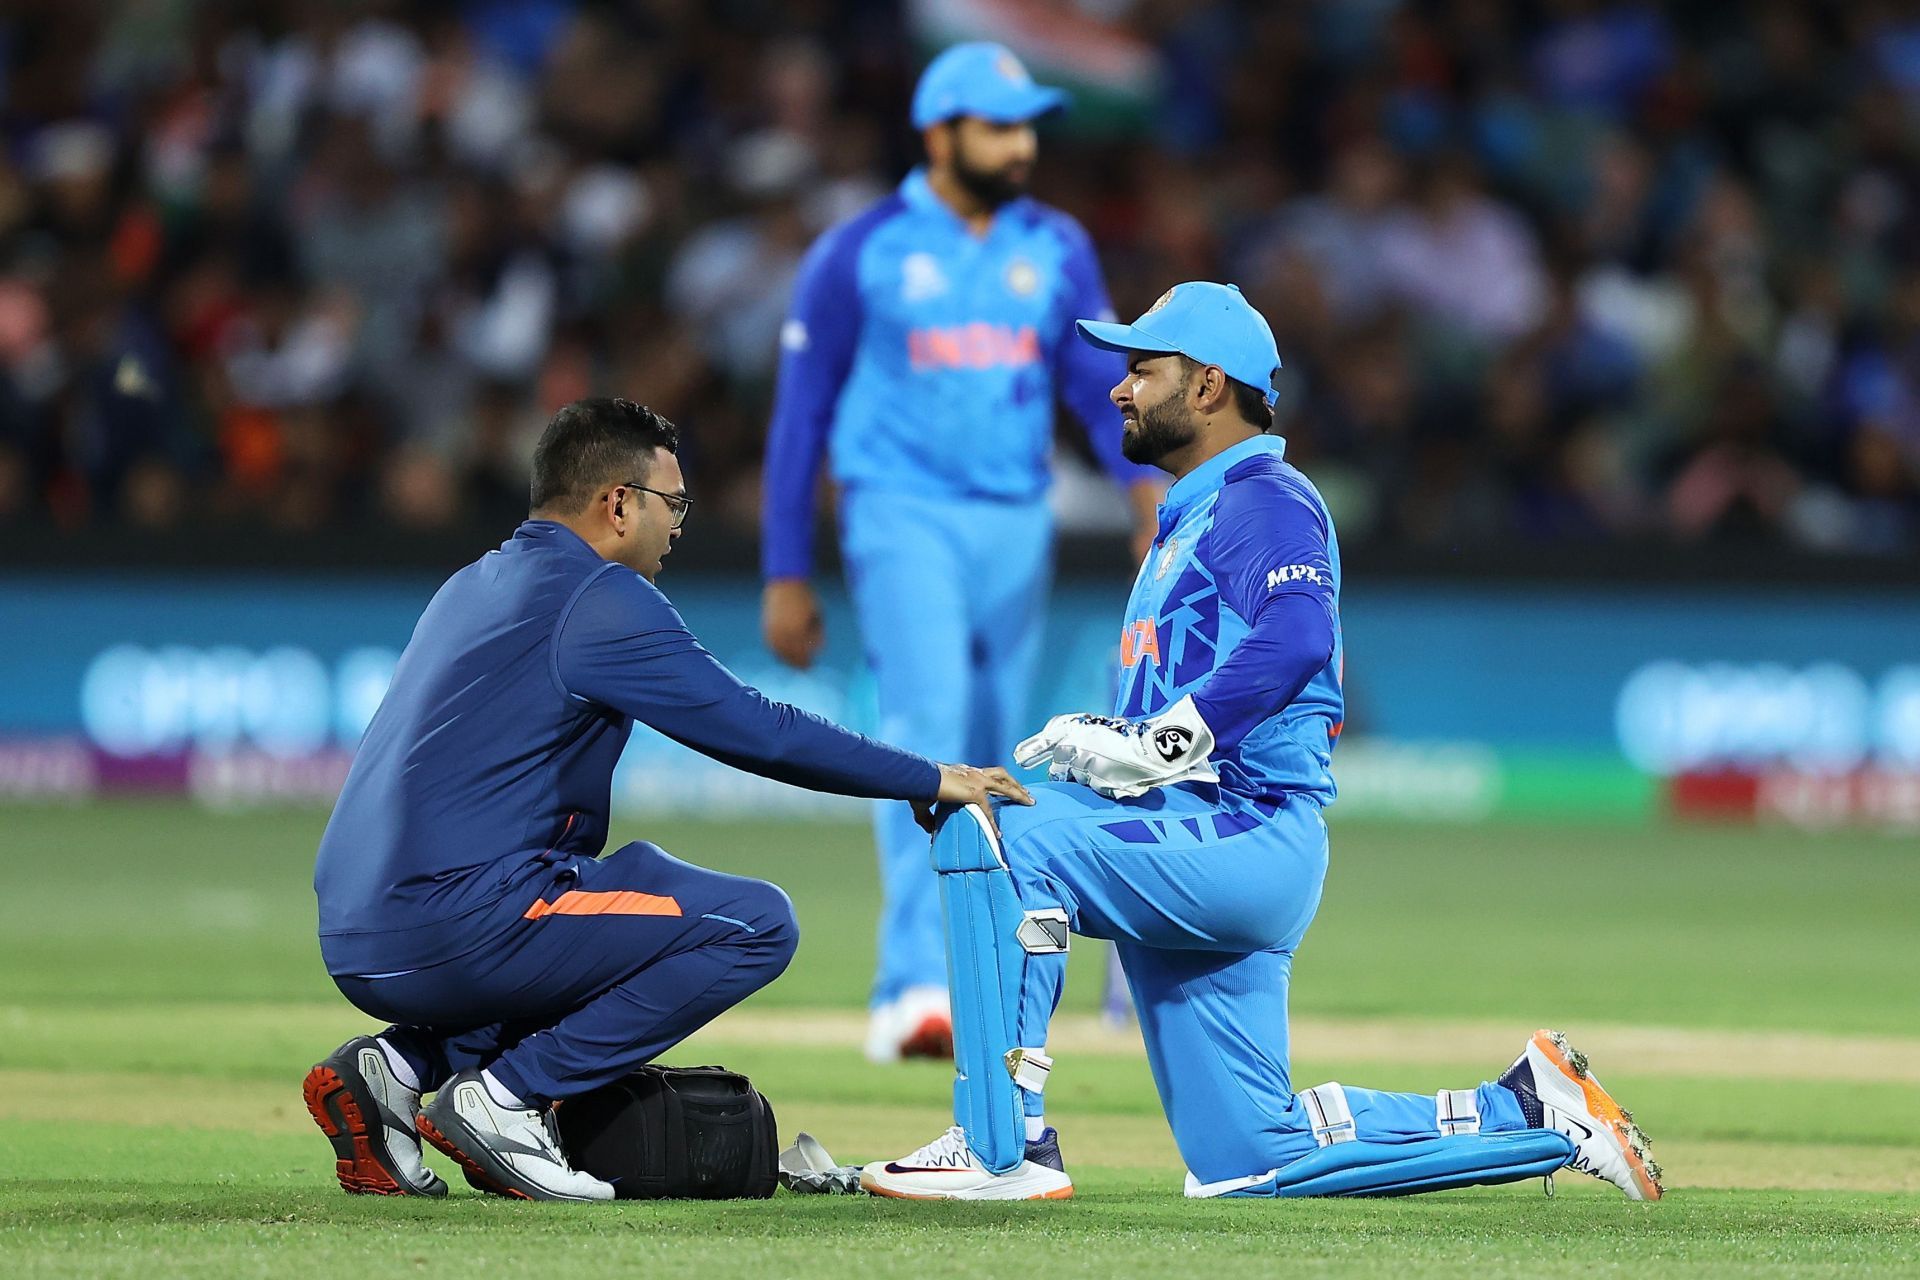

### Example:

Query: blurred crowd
xmin=2 ymin=0 xmax=1919 ymax=553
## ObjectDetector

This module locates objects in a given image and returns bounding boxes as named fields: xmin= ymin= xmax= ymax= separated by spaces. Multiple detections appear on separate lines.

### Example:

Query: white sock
xmin=1025 ymin=1116 xmax=1047 ymax=1142
xmin=374 ymin=1036 xmax=420 ymax=1091
xmin=481 ymin=1068 xmax=528 ymax=1111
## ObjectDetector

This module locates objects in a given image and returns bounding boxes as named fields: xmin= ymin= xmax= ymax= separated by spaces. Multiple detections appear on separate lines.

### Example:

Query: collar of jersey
xmin=899 ymin=167 xmax=1030 ymax=233
xmin=1158 ymin=434 xmax=1287 ymax=533
xmin=512 ymin=519 xmax=603 ymax=561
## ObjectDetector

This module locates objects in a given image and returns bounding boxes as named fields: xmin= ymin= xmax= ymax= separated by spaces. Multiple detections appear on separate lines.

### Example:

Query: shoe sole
xmin=860 ymin=1173 xmax=1073 ymax=1202
xmin=1533 ymin=1029 xmax=1664 ymax=1200
xmin=303 ymin=1060 xmax=426 ymax=1196
xmin=899 ymin=1014 xmax=954 ymax=1060
xmin=415 ymin=1114 xmax=536 ymax=1200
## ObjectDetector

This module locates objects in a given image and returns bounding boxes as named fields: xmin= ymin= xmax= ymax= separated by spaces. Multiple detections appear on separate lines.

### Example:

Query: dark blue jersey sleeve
xmin=760 ymin=211 xmax=878 ymax=582
xmin=1048 ymin=214 xmax=1155 ymax=489
xmin=1191 ymin=476 xmax=1338 ymax=753
xmin=555 ymin=569 xmax=940 ymax=800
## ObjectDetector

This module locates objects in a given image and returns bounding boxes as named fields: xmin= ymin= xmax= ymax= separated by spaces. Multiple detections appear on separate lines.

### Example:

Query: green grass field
xmin=2 ymin=800 xmax=1915 ymax=1277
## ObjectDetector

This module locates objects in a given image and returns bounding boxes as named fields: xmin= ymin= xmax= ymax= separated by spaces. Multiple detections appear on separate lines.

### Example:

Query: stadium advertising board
xmin=3 ymin=576 xmax=1917 ymax=826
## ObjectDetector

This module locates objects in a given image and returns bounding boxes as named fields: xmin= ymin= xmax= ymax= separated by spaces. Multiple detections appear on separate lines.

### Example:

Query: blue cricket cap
xmin=1075 ymin=282 xmax=1283 ymax=407
xmin=911 ymin=42 xmax=1069 ymax=129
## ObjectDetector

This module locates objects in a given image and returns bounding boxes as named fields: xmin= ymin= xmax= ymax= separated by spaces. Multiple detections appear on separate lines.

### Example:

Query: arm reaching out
xmin=559 ymin=569 xmax=935 ymax=800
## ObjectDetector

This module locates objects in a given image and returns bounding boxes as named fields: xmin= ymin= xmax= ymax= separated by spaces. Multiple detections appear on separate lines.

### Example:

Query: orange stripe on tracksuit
xmin=523 ymin=890 xmax=683 ymax=921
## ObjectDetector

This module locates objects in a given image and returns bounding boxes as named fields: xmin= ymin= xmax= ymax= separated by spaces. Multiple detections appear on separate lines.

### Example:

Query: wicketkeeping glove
xmin=1013 ymin=694 xmax=1218 ymax=799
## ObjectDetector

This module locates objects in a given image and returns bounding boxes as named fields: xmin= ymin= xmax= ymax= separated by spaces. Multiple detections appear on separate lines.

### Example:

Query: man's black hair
xmin=1178 ymin=356 xmax=1275 ymax=432
xmin=529 ymin=398 xmax=679 ymax=514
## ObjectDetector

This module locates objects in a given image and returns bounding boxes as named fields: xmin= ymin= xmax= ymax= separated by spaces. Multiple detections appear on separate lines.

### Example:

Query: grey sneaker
xmin=304 ymin=1035 xmax=448 ymax=1197
xmin=417 ymin=1070 xmax=614 ymax=1202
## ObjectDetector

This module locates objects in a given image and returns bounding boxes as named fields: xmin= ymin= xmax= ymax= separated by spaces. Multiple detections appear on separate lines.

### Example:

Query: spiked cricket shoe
xmin=416 ymin=1070 xmax=614 ymax=1201
xmin=303 ymin=1035 xmax=447 ymax=1197
xmin=1500 ymin=1029 xmax=1664 ymax=1200
xmin=861 ymin=1124 xmax=1073 ymax=1200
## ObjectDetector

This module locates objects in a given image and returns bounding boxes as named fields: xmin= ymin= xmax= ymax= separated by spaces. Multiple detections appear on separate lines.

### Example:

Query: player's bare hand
xmin=914 ymin=764 xmax=1034 ymax=835
xmin=762 ymin=579 xmax=824 ymax=669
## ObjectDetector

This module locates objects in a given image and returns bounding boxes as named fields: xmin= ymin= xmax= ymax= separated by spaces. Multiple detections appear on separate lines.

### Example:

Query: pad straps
xmin=1299 ymin=1082 xmax=1357 ymax=1147
xmin=1436 ymin=1088 xmax=1481 ymax=1137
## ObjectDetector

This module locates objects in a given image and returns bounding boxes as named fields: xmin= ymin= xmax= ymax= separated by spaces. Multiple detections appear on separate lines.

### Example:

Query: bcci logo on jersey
xmin=1005 ymin=258 xmax=1039 ymax=297
xmin=1155 ymin=537 xmax=1180 ymax=580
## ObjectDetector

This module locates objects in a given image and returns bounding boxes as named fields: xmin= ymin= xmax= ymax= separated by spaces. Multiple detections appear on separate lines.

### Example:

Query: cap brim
xmin=1075 ymin=318 xmax=1180 ymax=354
xmin=977 ymin=84 xmax=1070 ymax=123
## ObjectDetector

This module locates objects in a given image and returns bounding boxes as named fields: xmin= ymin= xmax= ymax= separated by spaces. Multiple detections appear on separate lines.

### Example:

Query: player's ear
xmin=1193 ymin=365 xmax=1225 ymax=413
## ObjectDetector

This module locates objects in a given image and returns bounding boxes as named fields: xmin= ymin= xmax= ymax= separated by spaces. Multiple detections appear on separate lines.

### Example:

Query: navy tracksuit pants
xmin=332 ymin=841 xmax=797 ymax=1103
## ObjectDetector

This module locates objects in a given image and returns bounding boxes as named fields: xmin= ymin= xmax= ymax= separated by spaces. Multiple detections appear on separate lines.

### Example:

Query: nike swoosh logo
xmin=1559 ymin=1116 xmax=1594 ymax=1141
xmin=883 ymin=1162 xmax=967 ymax=1174
xmin=465 ymin=1132 xmax=557 ymax=1162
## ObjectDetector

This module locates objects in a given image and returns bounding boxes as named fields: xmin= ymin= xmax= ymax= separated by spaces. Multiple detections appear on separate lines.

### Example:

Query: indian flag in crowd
xmin=907 ymin=0 xmax=1163 ymax=133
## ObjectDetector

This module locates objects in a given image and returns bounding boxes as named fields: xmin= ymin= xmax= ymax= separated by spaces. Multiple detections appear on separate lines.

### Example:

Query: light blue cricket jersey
xmin=761 ymin=168 xmax=1150 ymax=580
xmin=1115 ymin=434 xmax=1344 ymax=804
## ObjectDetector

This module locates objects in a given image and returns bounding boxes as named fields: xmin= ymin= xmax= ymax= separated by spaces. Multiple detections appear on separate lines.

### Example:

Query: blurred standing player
xmin=861 ymin=284 xmax=1663 ymax=1203
xmin=761 ymin=43 xmax=1161 ymax=1062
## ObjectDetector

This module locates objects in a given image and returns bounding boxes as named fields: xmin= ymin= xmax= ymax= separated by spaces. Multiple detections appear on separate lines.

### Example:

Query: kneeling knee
xmin=733 ymin=879 xmax=799 ymax=971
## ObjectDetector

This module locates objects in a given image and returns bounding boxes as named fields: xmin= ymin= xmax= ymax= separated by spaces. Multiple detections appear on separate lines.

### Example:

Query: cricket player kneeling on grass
xmin=862 ymin=283 xmax=1665 ymax=1203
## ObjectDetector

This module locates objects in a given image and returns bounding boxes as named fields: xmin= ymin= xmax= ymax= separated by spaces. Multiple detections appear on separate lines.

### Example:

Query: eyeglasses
xmin=612 ymin=481 xmax=693 ymax=530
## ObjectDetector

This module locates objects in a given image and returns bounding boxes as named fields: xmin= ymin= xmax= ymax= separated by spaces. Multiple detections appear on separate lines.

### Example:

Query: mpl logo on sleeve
xmin=1267 ymin=564 xmax=1322 ymax=589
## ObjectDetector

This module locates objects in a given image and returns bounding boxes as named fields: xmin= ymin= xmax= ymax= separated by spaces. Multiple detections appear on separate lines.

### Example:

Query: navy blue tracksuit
xmin=314 ymin=520 xmax=937 ymax=1101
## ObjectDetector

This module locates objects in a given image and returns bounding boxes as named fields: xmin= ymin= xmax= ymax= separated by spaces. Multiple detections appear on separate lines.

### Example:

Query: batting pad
xmin=1191 ymin=1131 xmax=1576 ymax=1199
xmin=931 ymin=803 xmax=1066 ymax=1175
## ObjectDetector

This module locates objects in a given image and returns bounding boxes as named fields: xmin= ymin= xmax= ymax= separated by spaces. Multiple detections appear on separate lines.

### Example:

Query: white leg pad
xmin=1299 ymin=1082 xmax=1357 ymax=1147
xmin=1436 ymin=1088 xmax=1481 ymax=1137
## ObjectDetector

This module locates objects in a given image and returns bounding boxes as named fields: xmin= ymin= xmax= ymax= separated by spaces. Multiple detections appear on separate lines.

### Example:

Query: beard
xmin=951 ymin=149 xmax=1032 ymax=208
xmin=1120 ymin=395 xmax=1196 ymax=466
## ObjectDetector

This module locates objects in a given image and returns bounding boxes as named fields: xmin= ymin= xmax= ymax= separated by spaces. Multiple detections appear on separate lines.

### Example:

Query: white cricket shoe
xmin=863 ymin=985 xmax=954 ymax=1064
xmin=304 ymin=1035 xmax=448 ymax=1197
xmin=417 ymin=1070 xmax=614 ymax=1201
xmin=1499 ymin=1029 xmax=1664 ymax=1200
xmin=861 ymin=1125 xmax=1073 ymax=1201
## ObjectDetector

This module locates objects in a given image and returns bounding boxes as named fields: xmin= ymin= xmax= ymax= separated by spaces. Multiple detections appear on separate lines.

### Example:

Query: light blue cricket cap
xmin=911 ymin=42 xmax=1070 ymax=129
xmin=1076 ymin=281 xmax=1284 ymax=407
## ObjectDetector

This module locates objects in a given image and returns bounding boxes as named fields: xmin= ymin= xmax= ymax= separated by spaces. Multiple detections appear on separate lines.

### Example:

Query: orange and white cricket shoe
xmin=1499 ymin=1029 xmax=1664 ymax=1200
xmin=861 ymin=1125 xmax=1073 ymax=1201
xmin=303 ymin=1035 xmax=447 ymax=1197
xmin=863 ymin=985 xmax=954 ymax=1064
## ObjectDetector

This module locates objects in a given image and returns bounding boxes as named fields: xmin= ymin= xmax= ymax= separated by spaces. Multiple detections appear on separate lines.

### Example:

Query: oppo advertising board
xmin=3 ymin=575 xmax=1917 ymax=826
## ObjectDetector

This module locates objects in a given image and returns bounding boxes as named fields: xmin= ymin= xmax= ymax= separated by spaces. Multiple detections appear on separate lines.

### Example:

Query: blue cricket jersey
xmin=315 ymin=520 xmax=939 ymax=976
xmin=1115 ymin=434 xmax=1344 ymax=803
xmin=761 ymin=168 xmax=1152 ymax=580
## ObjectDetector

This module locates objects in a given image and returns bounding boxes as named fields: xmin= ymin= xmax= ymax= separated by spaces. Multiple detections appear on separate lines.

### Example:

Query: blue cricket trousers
xmin=991 ymin=782 xmax=1529 ymax=1185
xmin=331 ymin=841 xmax=798 ymax=1103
